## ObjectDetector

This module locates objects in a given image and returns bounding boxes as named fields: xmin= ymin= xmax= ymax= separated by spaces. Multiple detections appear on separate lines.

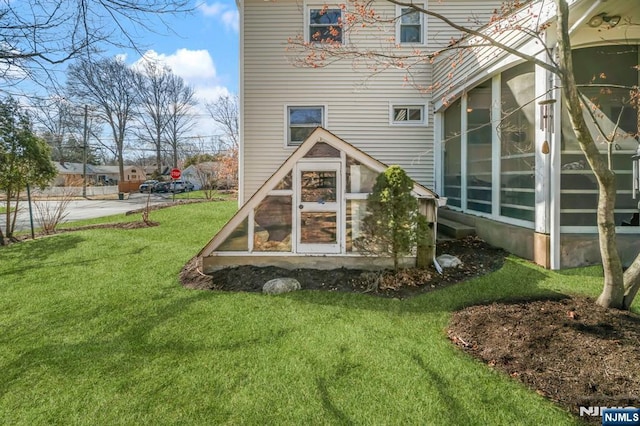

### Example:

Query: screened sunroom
xmin=435 ymin=42 xmax=640 ymax=269
xmin=199 ymin=128 xmax=442 ymax=274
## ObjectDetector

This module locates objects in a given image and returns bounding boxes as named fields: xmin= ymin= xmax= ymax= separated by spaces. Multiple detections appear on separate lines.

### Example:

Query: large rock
xmin=263 ymin=278 xmax=301 ymax=295
xmin=436 ymin=254 xmax=462 ymax=268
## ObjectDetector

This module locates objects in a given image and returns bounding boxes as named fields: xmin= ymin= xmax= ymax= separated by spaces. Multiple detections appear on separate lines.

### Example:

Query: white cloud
xmin=199 ymin=2 xmax=239 ymax=33
xmin=136 ymin=49 xmax=217 ymax=84
xmin=133 ymin=49 xmax=234 ymax=137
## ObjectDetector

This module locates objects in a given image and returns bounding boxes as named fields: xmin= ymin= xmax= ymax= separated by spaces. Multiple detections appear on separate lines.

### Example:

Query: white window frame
xmin=305 ymin=5 xmax=345 ymax=44
xmin=285 ymin=105 xmax=327 ymax=147
xmin=396 ymin=3 xmax=426 ymax=45
xmin=389 ymin=103 xmax=427 ymax=126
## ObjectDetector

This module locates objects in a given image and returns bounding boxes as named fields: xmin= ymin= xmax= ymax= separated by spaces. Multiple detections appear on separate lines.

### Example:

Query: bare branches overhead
xmin=0 ymin=0 xmax=192 ymax=91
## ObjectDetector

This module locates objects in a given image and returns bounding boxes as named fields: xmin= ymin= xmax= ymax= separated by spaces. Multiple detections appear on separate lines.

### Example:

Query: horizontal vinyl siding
xmin=243 ymin=0 xmax=436 ymax=199
xmin=430 ymin=1 xmax=546 ymax=105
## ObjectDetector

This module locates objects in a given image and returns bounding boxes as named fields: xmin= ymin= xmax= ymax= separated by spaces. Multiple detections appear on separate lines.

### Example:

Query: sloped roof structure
xmin=199 ymin=127 xmax=441 ymax=273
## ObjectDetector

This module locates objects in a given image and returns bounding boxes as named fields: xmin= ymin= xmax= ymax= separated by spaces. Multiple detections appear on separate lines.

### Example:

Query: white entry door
xmin=296 ymin=162 xmax=341 ymax=253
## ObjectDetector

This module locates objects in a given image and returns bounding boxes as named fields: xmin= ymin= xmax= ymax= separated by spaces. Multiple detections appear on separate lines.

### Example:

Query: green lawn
xmin=0 ymin=201 xmax=627 ymax=425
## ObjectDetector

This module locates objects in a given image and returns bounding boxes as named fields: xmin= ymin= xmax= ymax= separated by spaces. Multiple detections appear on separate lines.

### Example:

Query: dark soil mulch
xmin=180 ymin=236 xmax=507 ymax=297
xmin=448 ymin=297 xmax=640 ymax=423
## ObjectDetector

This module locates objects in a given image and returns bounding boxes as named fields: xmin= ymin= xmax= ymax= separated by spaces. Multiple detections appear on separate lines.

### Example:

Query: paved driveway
xmin=1 ymin=193 xmax=176 ymax=233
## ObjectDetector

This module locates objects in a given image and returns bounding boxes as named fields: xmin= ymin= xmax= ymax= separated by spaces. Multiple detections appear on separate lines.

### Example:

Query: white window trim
xmin=304 ymin=4 xmax=346 ymax=45
xmin=396 ymin=3 xmax=427 ymax=46
xmin=389 ymin=103 xmax=427 ymax=126
xmin=284 ymin=104 xmax=328 ymax=148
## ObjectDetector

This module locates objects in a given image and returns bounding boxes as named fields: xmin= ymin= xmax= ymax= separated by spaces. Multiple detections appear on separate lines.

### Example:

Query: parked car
xmin=154 ymin=181 xmax=171 ymax=193
xmin=169 ymin=180 xmax=195 ymax=193
xmin=138 ymin=180 xmax=159 ymax=193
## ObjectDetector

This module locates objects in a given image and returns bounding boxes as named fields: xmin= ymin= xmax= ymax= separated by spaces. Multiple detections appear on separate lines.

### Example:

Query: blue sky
xmin=121 ymin=1 xmax=240 ymax=137
xmin=11 ymin=1 xmax=240 ymax=140
xmin=124 ymin=1 xmax=240 ymax=98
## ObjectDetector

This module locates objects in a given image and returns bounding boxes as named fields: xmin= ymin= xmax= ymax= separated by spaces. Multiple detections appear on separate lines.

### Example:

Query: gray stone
xmin=263 ymin=278 xmax=301 ymax=295
xmin=436 ymin=254 xmax=462 ymax=268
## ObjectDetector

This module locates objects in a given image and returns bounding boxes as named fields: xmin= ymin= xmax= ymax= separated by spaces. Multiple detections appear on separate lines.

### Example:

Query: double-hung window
xmin=308 ymin=8 xmax=343 ymax=43
xmin=287 ymin=106 xmax=325 ymax=146
xmin=397 ymin=6 xmax=424 ymax=44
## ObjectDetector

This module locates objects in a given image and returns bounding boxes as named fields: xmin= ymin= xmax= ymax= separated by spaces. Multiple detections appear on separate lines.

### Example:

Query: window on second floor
xmin=287 ymin=106 xmax=325 ymax=146
xmin=308 ymin=8 xmax=343 ymax=43
xmin=397 ymin=6 xmax=425 ymax=44
xmin=391 ymin=105 xmax=425 ymax=125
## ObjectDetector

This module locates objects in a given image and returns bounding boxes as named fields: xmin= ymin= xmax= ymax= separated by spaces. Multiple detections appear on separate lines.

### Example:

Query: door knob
xmin=299 ymin=204 xmax=304 ymax=209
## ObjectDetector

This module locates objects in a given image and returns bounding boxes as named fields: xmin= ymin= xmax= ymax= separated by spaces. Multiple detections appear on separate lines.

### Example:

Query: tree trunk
xmin=623 ymin=256 xmax=640 ymax=309
xmin=555 ymin=0 xmax=627 ymax=309
xmin=9 ymin=194 xmax=20 ymax=239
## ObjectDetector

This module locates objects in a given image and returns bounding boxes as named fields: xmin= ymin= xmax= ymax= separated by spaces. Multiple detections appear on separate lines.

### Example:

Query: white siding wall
xmin=431 ymin=1 xmax=554 ymax=107
xmin=242 ymin=0 xmax=501 ymax=200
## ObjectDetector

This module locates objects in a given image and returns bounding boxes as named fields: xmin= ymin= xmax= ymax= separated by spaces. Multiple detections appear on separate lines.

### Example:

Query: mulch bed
xmin=448 ymin=296 xmax=640 ymax=423
xmin=179 ymin=236 xmax=508 ymax=297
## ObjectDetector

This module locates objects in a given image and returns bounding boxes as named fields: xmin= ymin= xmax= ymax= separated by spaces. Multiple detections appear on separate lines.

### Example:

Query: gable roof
xmin=199 ymin=127 xmax=439 ymax=258
xmin=54 ymin=162 xmax=97 ymax=175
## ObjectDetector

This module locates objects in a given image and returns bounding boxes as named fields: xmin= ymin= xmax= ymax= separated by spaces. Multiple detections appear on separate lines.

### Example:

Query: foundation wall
xmin=439 ymin=209 xmax=640 ymax=269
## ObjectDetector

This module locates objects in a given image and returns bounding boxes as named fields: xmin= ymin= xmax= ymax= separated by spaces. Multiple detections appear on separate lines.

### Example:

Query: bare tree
xmin=205 ymin=95 xmax=239 ymax=149
xmin=205 ymin=95 xmax=239 ymax=189
xmin=30 ymin=97 xmax=74 ymax=162
xmin=66 ymin=57 xmax=142 ymax=183
xmin=164 ymin=75 xmax=196 ymax=168
xmin=290 ymin=0 xmax=640 ymax=309
xmin=136 ymin=59 xmax=173 ymax=174
xmin=0 ymin=0 xmax=191 ymax=92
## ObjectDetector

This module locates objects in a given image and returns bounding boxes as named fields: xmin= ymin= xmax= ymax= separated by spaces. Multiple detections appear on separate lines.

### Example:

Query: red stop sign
xmin=170 ymin=168 xmax=181 ymax=179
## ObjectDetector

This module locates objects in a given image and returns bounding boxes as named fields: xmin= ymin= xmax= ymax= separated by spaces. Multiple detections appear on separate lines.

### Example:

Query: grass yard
xmin=0 ymin=200 xmax=615 ymax=425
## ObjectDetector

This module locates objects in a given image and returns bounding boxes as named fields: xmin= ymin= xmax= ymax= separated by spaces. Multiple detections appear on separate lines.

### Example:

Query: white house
xmin=200 ymin=0 xmax=640 ymax=272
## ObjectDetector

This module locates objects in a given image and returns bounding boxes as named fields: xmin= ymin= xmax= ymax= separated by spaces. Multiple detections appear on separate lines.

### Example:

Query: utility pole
xmin=82 ymin=104 xmax=88 ymax=198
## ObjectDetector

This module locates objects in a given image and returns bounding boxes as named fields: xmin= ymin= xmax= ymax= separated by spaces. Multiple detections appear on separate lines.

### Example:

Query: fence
xmin=32 ymin=186 xmax=120 ymax=198
xmin=118 ymin=181 xmax=145 ymax=193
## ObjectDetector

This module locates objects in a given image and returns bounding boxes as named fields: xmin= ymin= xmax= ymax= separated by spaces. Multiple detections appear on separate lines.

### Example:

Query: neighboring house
xmin=52 ymin=163 xmax=153 ymax=188
xmin=202 ymin=0 xmax=640 ymax=272
xmin=93 ymin=165 xmax=152 ymax=183
xmin=183 ymin=162 xmax=218 ymax=190
xmin=183 ymin=161 xmax=238 ymax=190
xmin=52 ymin=162 xmax=97 ymax=186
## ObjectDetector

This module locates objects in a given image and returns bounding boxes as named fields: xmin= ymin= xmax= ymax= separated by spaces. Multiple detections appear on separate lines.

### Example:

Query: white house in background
xmin=182 ymin=162 xmax=219 ymax=190
xmin=200 ymin=0 xmax=640 ymax=272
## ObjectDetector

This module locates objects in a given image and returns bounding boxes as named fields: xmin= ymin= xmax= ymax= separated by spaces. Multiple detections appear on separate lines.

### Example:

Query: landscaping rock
xmin=436 ymin=254 xmax=462 ymax=268
xmin=263 ymin=278 xmax=301 ymax=295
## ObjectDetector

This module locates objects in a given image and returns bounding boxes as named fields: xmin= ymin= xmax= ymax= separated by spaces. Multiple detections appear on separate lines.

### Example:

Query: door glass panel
xmin=300 ymin=171 xmax=337 ymax=203
xmin=300 ymin=212 xmax=337 ymax=243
